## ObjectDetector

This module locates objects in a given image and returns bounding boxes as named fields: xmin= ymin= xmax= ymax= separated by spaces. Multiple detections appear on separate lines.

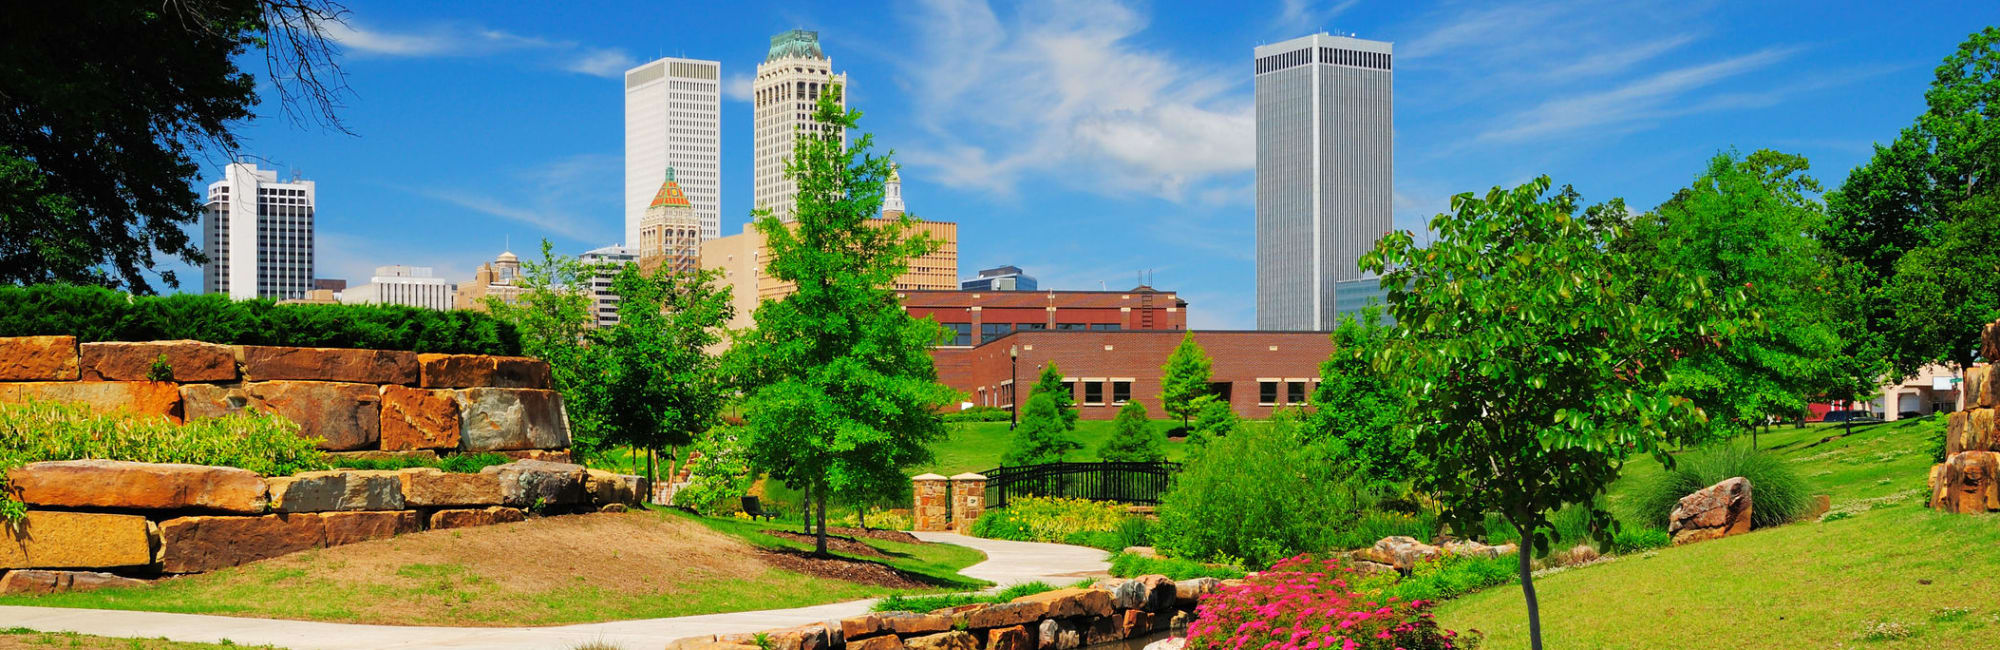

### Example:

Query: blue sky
xmin=165 ymin=0 xmax=1997 ymax=329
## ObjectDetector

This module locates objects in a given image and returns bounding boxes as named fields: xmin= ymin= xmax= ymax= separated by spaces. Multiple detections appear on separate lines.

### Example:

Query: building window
xmin=1259 ymin=381 xmax=1278 ymax=406
xmin=1112 ymin=381 xmax=1131 ymax=404
xmin=1084 ymin=382 xmax=1104 ymax=405
xmin=1060 ymin=381 xmax=1075 ymax=401
xmin=1287 ymin=382 xmax=1306 ymax=405
xmin=939 ymin=323 xmax=972 ymax=346
xmin=1090 ymin=323 xmax=1121 ymax=331
xmin=1017 ymin=322 xmax=1046 ymax=331
xmin=1056 ymin=323 xmax=1087 ymax=331
xmin=981 ymin=323 xmax=1012 ymax=344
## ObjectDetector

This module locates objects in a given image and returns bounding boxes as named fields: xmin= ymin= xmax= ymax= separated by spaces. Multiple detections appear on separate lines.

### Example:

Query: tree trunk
xmin=645 ymin=448 xmax=656 ymax=486
xmin=858 ymin=505 xmax=869 ymax=530
xmin=801 ymin=482 xmax=813 ymax=534
xmin=1517 ymin=523 xmax=1544 ymax=650
xmin=815 ymin=482 xmax=830 ymax=556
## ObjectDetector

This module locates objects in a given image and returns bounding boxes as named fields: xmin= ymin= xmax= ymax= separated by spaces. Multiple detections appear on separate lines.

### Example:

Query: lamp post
xmin=1009 ymin=345 xmax=1020 ymax=429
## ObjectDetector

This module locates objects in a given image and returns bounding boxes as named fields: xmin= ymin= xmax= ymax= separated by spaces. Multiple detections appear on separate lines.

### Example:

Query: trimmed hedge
xmin=0 ymin=284 xmax=520 ymax=355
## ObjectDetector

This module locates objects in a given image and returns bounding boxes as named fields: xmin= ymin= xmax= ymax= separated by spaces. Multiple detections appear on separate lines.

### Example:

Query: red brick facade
xmin=932 ymin=330 xmax=1335 ymax=421
xmin=903 ymin=287 xmax=1188 ymax=347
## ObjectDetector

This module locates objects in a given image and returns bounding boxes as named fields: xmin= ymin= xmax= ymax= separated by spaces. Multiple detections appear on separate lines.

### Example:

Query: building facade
xmin=961 ymin=265 xmax=1039 ymax=292
xmin=1255 ymin=33 xmax=1393 ymax=331
xmin=637 ymin=168 xmax=703 ymax=276
xmin=702 ymin=219 xmax=959 ymax=333
xmin=580 ymin=246 xmax=639 ymax=328
xmin=341 ymin=266 xmax=454 ymax=310
xmin=625 ymin=57 xmax=721 ymax=245
xmin=1330 ymin=276 xmax=1394 ymax=324
xmin=906 ymin=287 xmax=1187 ymax=348
xmin=753 ymin=29 xmax=847 ymax=222
xmin=933 ymin=330 xmax=1334 ymax=420
xmin=202 ymin=162 xmax=316 ymax=300
xmin=455 ymin=251 xmax=525 ymax=311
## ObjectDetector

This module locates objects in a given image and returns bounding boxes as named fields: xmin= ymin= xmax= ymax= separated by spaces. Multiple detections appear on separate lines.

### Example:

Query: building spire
xmin=882 ymin=164 xmax=906 ymax=218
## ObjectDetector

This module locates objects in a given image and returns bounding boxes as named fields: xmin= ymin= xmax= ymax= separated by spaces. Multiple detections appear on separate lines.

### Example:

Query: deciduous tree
xmin=1159 ymin=332 xmax=1215 ymax=430
xmin=485 ymin=241 xmax=613 ymax=457
xmin=1307 ymin=307 xmax=1417 ymax=484
xmin=599 ymin=262 xmax=733 ymax=481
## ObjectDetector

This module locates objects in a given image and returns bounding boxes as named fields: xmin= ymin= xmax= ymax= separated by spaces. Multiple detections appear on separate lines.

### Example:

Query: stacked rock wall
xmin=0 ymin=336 xmax=571 ymax=459
xmin=0 ymin=459 xmax=648 ymax=592
xmin=1929 ymin=320 xmax=2000 ymax=513
xmin=669 ymin=576 xmax=1228 ymax=650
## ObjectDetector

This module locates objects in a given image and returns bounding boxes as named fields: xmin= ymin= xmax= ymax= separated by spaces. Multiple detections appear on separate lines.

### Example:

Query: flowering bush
xmin=1186 ymin=555 xmax=1476 ymax=650
xmin=969 ymin=496 xmax=1128 ymax=544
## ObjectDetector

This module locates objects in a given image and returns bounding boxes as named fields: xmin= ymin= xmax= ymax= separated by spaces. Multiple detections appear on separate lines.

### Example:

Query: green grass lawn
xmin=663 ymin=508 xmax=991 ymax=591
xmin=916 ymin=420 xmax=1194 ymax=475
xmin=0 ymin=627 xmax=277 ymax=649
xmin=1438 ymin=416 xmax=1964 ymax=648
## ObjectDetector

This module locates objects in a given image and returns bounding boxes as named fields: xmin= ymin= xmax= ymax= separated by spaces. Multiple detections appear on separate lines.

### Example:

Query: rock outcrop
xmin=1669 ymin=476 xmax=1754 ymax=544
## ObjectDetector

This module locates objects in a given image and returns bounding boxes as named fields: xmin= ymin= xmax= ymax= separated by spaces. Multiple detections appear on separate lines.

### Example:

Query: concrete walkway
xmin=0 ymin=532 xmax=1108 ymax=650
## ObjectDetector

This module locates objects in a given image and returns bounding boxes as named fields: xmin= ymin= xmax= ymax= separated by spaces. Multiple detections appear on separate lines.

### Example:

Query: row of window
xmin=934 ymin=322 xmax=1126 ymax=346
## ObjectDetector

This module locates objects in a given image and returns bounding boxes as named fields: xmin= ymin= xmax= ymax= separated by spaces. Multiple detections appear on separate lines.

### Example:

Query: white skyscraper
xmin=754 ymin=29 xmax=847 ymax=222
xmin=341 ymin=265 xmax=455 ymax=310
xmin=625 ymin=57 xmax=721 ymax=246
xmin=202 ymin=161 xmax=316 ymax=300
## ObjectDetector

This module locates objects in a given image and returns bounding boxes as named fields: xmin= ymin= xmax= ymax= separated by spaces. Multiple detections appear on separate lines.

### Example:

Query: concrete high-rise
xmin=753 ymin=29 xmax=847 ymax=222
xmin=1253 ymin=33 xmax=1393 ymax=331
xmin=202 ymin=161 xmax=316 ymax=300
xmin=625 ymin=57 xmax=721 ymax=246
xmin=341 ymin=265 xmax=454 ymax=310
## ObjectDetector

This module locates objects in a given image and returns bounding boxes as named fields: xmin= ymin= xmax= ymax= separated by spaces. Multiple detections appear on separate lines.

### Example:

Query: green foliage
xmin=941 ymin=406 xmax=1011 ymax=423
xmin=1364 ymin=554 xmax=1519 ymax=604
xmin=1002 ymin=393 xmax=1080 ymax=466
xmin=1096 ymin=400 xmax=1164 ymax=462
xmin=1633 ymin=444 xmax=1809 ymax=530
xmin=1030 ymin=362 xmax=1079 ymax=430
xmin=1156 ymin=417 xmax=1356 ymax=567
xmin=1608 ymin=527 xmax=1672 ymax=554
xmin=326 ymin=452 xmax=509 ymax=473
xmin=870 ymin=581 xmax=1068 ymax=613
xmin=675 ymin=427 xmax=756 ymax=516
xmin=1158 ymin=332 xmax=1214 ymax=428
xmin=1879 ymin=194 xmax=2000 ymax=374
xmin=597 ymin=261 xmax=734 ymax=457
xmin=0 ymin=284 xmax=521 ymax=354
xmin=1308 ymin=307 xmax=1420 ymax=484
xmin=485 ymin=242 xmax=613 ymax=458
xmin=1183 ymin=394 xmax=1238 ymax=447
xmin=967 ymin=496 xmax=1128 ymax=545
xmin=146 ymin=354 xmax=175 ymax=382
xmin=1108 ymin=552 xmax=1247 ymax=580
xmin=1324 ymin=510 xmax=1442 ymax=552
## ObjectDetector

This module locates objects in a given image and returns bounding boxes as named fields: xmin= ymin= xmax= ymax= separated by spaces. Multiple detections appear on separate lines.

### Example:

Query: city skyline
xmin=623 ymin=57 xmax=722 ymax=244
xmin=155 ymin=1 xmax=1994 ymax=329
xmin=202 ymin=162 xmax=316 ymax=300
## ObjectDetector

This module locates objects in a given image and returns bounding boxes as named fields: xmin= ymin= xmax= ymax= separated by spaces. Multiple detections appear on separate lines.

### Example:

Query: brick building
xmin=932 ymin=330 xmax=1335 ymax=421
xmin=906 ymin=286 xmax=1188 ymax=347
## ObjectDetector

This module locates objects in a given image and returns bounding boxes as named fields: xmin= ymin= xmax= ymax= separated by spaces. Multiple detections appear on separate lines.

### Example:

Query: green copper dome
xmin=766 ymin=29 xmax=825 ymax=62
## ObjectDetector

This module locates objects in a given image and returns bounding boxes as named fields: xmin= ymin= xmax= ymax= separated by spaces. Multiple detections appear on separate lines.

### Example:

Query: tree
xmin=728 ymin=83 xmax=957 ymax=555
xmin=1098 ymin=400 xmax=1165 ymax=462
xmin=1880 ymin=194 xmax=2000 ymax=373
xmin=1159 ymin=332 xmax=1215 ymax=430
xmin=598 ymin=261 xmax=733 ymax=482
xmin=1307 ymin=307 xmax=1418 ymax=484
xmin=0 ymin=0 xmax=351 ymax=293
xmin=1002 ymin=393 xmax=1080 ymax=466
xmin=1361 ymin=177 xmax=1746 ymax=650
xmin=485 ymin=241 xmax=614 ymax=457
xmin=1184 ymin=395 xmax=1239 ymax=447
xmin=1030 ymin=362 xmax=1079 ymax=431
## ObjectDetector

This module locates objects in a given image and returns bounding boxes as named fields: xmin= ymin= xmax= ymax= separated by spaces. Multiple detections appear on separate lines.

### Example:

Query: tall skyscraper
xmin=1253 ymin=33 xmax=1393 ymax=331
xmin=202 ymin=161 xmax=316 ymax=300
xmin=625 ymin=57 xmax=721 ymax=246
xmin=754 ymin=29 xmax=847 ymax=222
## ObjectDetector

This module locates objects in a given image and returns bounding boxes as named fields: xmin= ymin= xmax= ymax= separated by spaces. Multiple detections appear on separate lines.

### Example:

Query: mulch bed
xmin=829 ymin=527 xmax=923 ymax=544
xmin=758 ymin=549 xmax=937 ymax=589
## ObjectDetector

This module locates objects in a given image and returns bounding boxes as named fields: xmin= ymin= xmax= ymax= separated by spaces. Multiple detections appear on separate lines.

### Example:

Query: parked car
xmin=1821 ymin=409 xmax=1880 ymax=423
xmin=1898 ymin=410 xmax=1924 ymax=420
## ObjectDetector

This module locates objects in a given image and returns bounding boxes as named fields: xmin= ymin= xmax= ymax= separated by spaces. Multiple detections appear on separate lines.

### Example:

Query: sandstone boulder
xmin=268 ymin=469 xmax=406 ymax=512
xmin=987 ymin=625 xmax=1032 ymax=650
xmin=1013 ymin=586 xmax=1113 ymax=618
xmin=838 ymin=614 xmax=884 ymax=640
xmin=959 ymin=601 xmax=1046 ymax=629
xmin=8 ymin=460 xmax=267 ymax=513
xmin=456 ymin=388 xmax=572 ymax=451
xmin=1172 ymin=576 xmax=1220 ymax=607
xmin=1985 ymin=321 xmax=2000 ymax=361
xmin=879 ymin=612 xmax=953 ymax=635
xmin=238 ymin=345 xmax=418 ymax=384
xmin=499 ymin=449 xmax=574 ymax=463
xmin=379 ymin=385 xmax=460 ymax=450
xmin=1133 ymin=574 xmax=1176 ymax=611
xmin=417 ymin=354 xmax=552 ymax=389
xmin=585 ymin=469 xmax=646 ymax=506
xmin=1971 ymin=365 xmax=1997 ymax=409
xmin=1354 ymin=535 xmax=1443 ymax=570
xmin=0 ymin=381 xmax=180 ymax=421
xmin=905 ymin=631 xmax=977 ymax=650
xmin=1932 ymin=451 xmax=2000 ymax=514
xmin=0 ymin=336 xmax=78 ymax=381
xmin=1118 ymin=610 xmax=1156 ymax=638
xmin=429 ymin=506 xmax=526 ymax=529
xmin=720 ymin=624 xmax=830 ymax=650
xmin=481 ymin=460 xmax=587 ymax=508
xmin=1669 ymin=476 xmax=1755 ymax=544
xmin=0 ymin=569 xmax=150 ymax=595
xmin=0 ymin=511 xmax=156 ymax=569
xmin=1095 ymin=578 xmax=1146 ymax=610
xmin=1081 ymin=616 xmax=1122 ymax=646
xmin=328 ymin=450 xmax=440 ymax=464
xmin=245 ymin=381 xmax=381 ymax=451
xmin=1038 ymin=619 xmax=1080 ymax=650
xmin=157 ymin=513 xmax=324 ymax=573
xmin=80 ymin=340 xmax=235 ymax=382
xmin=398 ymin=468 xmax=504 ymax=507
xmin=1441 ymin=539 xmax=1517 ymax=559
xmin=321 ymin=510 xmax=422 ymax=546
xmin=848 ymin=636 xmax=907 ymax=650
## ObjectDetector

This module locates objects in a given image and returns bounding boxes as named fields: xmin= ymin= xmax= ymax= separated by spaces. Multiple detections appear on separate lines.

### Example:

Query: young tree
xmin=598 ymin=262 xmax=733 ymax=482
xmin=1098 ymin=400 xmax=1165 ymax=462
xmin=1184 ymin=395 xmax=1239 ymax=447
xmin=1308 ymin=307 xmax=1418 ymax=484
xmin=1361 ymin=177 xmax=1746 ymax=650
xmin=1880 ymin=195 xmax=2000 ymax=373
xmin=728 ymin=84 xmax=957 ymax=555
xmin=1159 ymin=332 xmax=1215 ymax=430
xmin=1002 ymin=393 xmax=1080 ymax=466
xmin=1030 ymin=362 xmax=1079 ymax=431
xmin=485 ymin=241 xmax=614 ymax=457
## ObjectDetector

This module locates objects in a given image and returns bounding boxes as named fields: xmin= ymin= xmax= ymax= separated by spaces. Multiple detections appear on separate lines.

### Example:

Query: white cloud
xmin=324 ymin=22 xmax=460 ymax=56
xmin=325 ymin=18 xmax=628 ymax=79
xmin=1272 ymin=0 xmax=1359 ymax=35
xmin=1477 ymin=46 xmax=1800 ymax=143
xmin=891 ymin=0 xmax=1254 ymax=201
xmin=566 ymin=48 xmax=638 ymax=78
xmin=723 ymin=73 xmax=755 ymax=103
xmin=402 ymin=154 xmax=620 ymax=244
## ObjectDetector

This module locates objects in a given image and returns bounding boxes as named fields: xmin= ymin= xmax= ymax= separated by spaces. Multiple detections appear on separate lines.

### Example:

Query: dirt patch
xmin=829 ymin=527 xmax=923 ymax=544
xmin=767 ymin=530 xmax=889 ymax=557
xmin=757 ymin=548 xmax=937 ymax=589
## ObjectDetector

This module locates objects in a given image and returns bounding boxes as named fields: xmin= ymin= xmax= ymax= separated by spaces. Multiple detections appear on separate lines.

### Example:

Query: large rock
xmin=0 ymin=569 xmax=150 ymax=595
xmin=1117 ymin=610 xmax=1156 ymax=638
xmin=321 ymin=510 xmax=422 ymax=546
xmin=1669 ymin=476 xmax=1755 ymax=544
xmin=987 ymin=625 xmax=1032 ymax=650
xmin=0 ymin=381 xmax=180 ymax=421
xmin=157 ymin=514 xmax=323 ymax=573
xmin=1353 ymin=536 xmax=1443 ymax=570
xmin=379 ymin=386 xmax=460 ymax=451
xmin=585 ymin=469 xmax=646 ymax=505
xmin=267 ymin=469 xmax=405 ymax=512
xmin=721 ymin=624 xmax=831 ymax=650
xmin=1173 ymin=577 xmax=1220 ymax=607
xmin=456 ymin=388 xmax=572 ymax=451
xmin=499 ymin=449 xmax=574 ymax=463
xmin=958 ymin=601 xmax=1046 ymax=629
xmin=429 ymin=506 xmax=526 ymax=529
xmin=238 ymin=345 xmax=418 ymax=384
xmin=1949 ymin=409 xmax=1997 ymax=455
xmin=1013 ymin=587 xmax=1113 ymax=618
xmin=1968 ymin=365 xmax=1996 ymax=409
xmin=184 ymin=381 xmax=382 ymax=450
xmin=417 ymin=354 xmax=552 ymax=389
xmin=879 ymin=612 xmax=954 ymax=636
xmin=1985 ymin=321 xmax=2000 ymax=361
xmin=8 ymin=460 xmax=267 ymax=514
xmin=481 ymin=460 xmax=587 ymax=508
xmin=80 ymin=340 xmax=235 ymax=382
xmin=1095 ymin=579 xmax=1145 ymax=610
xmin=1441 ymin=539 xmax=1518 ymax=559
xmin=1133 ymin=574 xmax=1176 ymax=612
xmin=0 ymin=336 xmax=78 ymax=381
xmin=1038 ymin=619 xmax=1080 ymax=650
xmin=904 ymin=631 xmax=977 ymax=650
xmin=848 ymin=635 xmax=907 ymax=650
xmin=328 ymin=450 xmax=439 ymax=464
xmin=1932 ymin=451 xmax=2000 ymax=514
xmin=0 ymin=511 xmax=156 ymax=569
xmin=838 ymin=614 xmax=884 ymax=640
xmin=398 ymin=468 xmax=504 ymax=507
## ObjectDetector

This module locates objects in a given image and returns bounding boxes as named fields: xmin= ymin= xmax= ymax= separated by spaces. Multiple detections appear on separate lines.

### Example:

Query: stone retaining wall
xmin=0 ymin=459 xmax=648 ymax=591
xmin=668 ymin=576 xmax=1231 ymax=650
xmin=1929 ymin=319 xmax=2000 ymax=513
xmin=0 ymin=336 xmax=570 ymax=456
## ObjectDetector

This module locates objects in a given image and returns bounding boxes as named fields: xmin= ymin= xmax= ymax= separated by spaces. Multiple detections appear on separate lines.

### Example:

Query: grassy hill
xmin=1438 ymin=416 xmax=1969 ymax=648
xmin=916 ymin=420 xmax=1194 ymax=475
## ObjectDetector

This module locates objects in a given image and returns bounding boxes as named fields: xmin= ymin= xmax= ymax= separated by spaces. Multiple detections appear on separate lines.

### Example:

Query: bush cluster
xmin=1108 ymin=551 xmax=1245 ymax=580
xmin=1633 ymin=444 xmax=1809 ymax=530
xmin=1353 ymin=554 xmax=1518 ymax=604
xmin=1185 ymin=555 xmax=1476 ymax=650
xmin=328 ymin=452 xmax=511 ymax=473
xmin=968 ymin=496 xmax=1148 ymax=551
xmin=0 ymin=284 xmax=520 ymax=355
xmin=941 ymin=406 xmax=1011 ymax=423
xmin=870 ymin=580 xmax=1085 ymax=613
xmin=1156 ymin=418 xmax=1370 ymax=567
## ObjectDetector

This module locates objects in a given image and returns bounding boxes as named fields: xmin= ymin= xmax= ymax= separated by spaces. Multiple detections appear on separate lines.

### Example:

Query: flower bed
xmin=1186 ymin=555 xmax=1475 ymax=650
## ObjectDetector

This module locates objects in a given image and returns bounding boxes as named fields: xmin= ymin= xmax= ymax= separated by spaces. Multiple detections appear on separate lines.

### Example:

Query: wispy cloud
xmin=1272 ymin=0 xmax=1360 ymax=35
xmin=326 ymin=19 xmax=635 ymax=78
xmin=565 ymin=48 xmax=639 ymax=78
xmin=401 ymin=154 xmax=619 ymax=243
xmin=1477 ymin=46 xmax=1801 ymax=143
xmin=723 ymin=72 xmax=755 ymax=102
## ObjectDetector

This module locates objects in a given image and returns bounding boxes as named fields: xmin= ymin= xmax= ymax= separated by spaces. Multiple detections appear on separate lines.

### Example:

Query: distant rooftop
xmin=766 ymin=29 xmax=826 ymax=62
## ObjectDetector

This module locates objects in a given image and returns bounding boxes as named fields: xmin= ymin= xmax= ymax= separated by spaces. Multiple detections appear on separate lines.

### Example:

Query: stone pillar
xmin=951 ymin=472 xmax=987 ymax=534
xmin=912 ymin=473 xmax=949 ymax=532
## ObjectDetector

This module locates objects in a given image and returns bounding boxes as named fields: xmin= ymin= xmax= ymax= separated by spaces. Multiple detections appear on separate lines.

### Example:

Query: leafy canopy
xmin=1030 ymin=362 xmax=1079 ymax=431
xmin=1307 ymin=307 xmax=1420 ymax=485
xmin=1097 ymin=400 xmax=1165 ymax=462
xmin=597 ymin=261 xmax=734 ymax=455
xmin=1003 ymin=393 xmax=1080 ymax=466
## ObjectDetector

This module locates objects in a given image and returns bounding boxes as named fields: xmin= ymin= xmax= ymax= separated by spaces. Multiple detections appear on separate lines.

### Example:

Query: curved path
xmin=0 ymin=532 xmax=1108 ymax=650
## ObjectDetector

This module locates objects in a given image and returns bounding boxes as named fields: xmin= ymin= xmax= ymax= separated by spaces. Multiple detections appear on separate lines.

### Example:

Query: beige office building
xmin=753 ymin=29 xmax=847 ymax=223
